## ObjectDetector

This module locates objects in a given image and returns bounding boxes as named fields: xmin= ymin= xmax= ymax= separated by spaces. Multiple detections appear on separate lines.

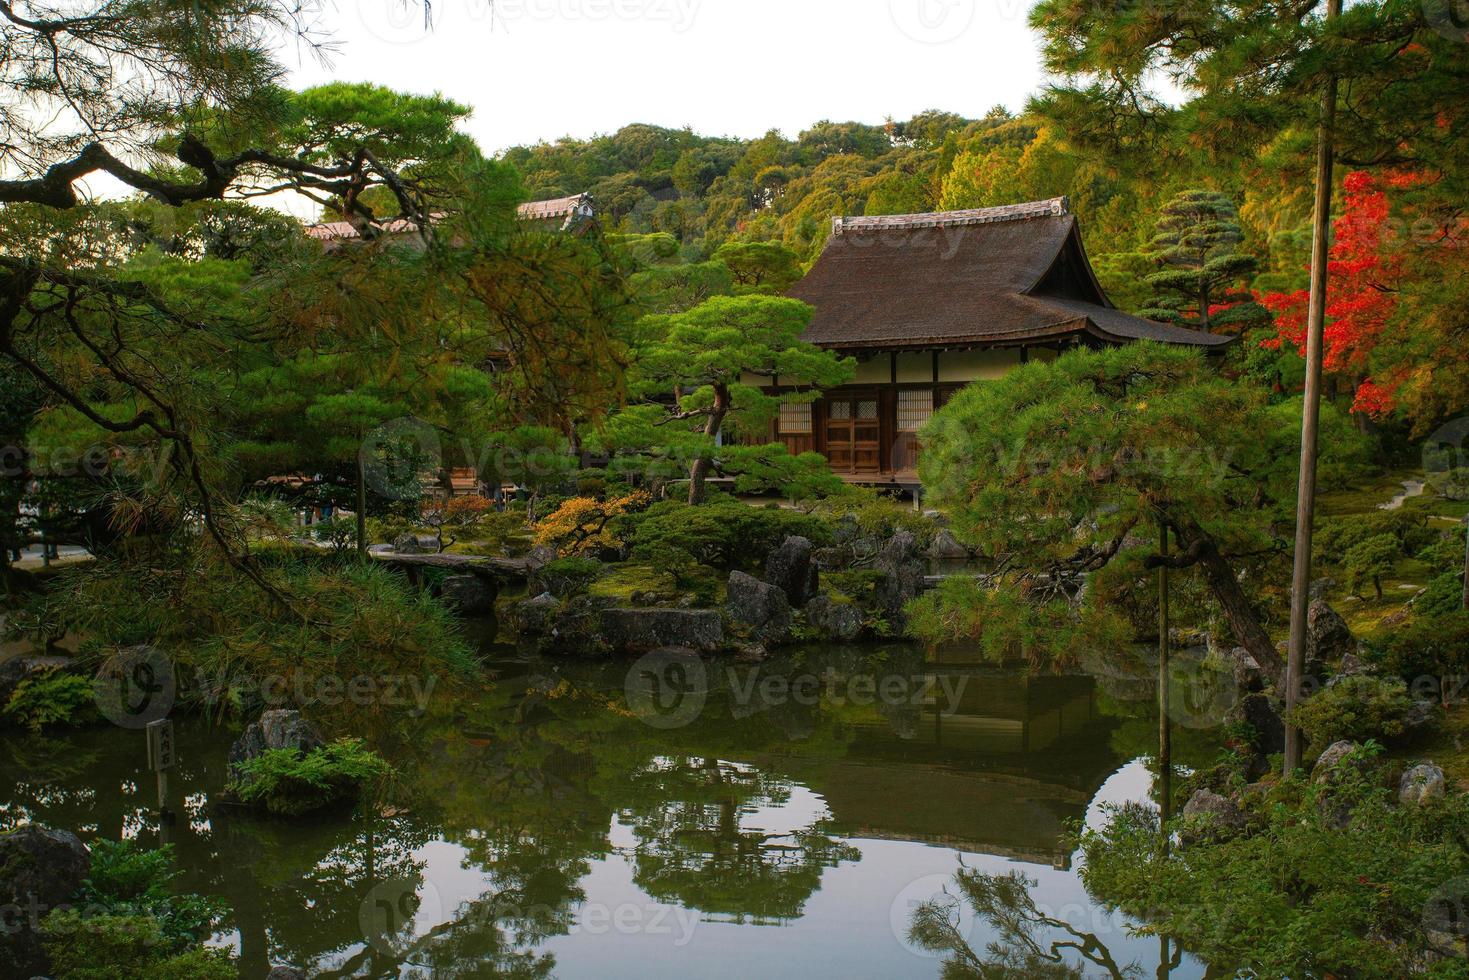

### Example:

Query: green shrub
xmin=1316 ymin=511 xmax=1432 ymax=565
xmin=1417 ymin=525 xmax=1467 ymax=574
xmin=41 ymin=839 xmax=232 ymax=979
xmin=76 ymin=839 xmax=224 ymax=950
xmin=1079 ymin=748 xmax=1469 ymax=978
xmin=42 ymin=912 xmax=235 ymax=980
xmin=1342 ymin=533 xmax=1399 ymax=599
xmin=534 ymin=556 xmax=603 ymax=598
xmin=1418 ymin=571 xmax=1466 ymax=618
xmin=620 ymin=496 xmax=832 ymax=572
xmin=230 ymin=737 xmax=392 ymax=816
xmin=1286 ymin=676 xmax=1420 ymax=748
xmin=1374 ymin=610 xmax=1469 ymax=684
xmin=806 ymin=488 xmax=938 ymax=551
xmin=3 ymin=669 xmax=95 ymax=732
xmin=32 ymin=556 xmax=477 ymax=724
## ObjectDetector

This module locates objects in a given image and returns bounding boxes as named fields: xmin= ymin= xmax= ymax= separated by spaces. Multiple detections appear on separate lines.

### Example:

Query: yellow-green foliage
xmin=3 ymin=670 xmax=94 ymax=732
xmin=43 ymin=913 xmax=237 ymax=980
xmin=28 ymin=554 xmax=476 ymax=724
xmin=230 ymin=737 xmax=391 ymax=816
xmin=1286 ymin=677 xmax=1420 ymax=750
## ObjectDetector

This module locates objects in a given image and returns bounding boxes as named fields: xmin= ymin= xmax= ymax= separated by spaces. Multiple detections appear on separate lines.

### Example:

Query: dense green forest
xmin=498 ymin=106 xmax=1468 ymax=435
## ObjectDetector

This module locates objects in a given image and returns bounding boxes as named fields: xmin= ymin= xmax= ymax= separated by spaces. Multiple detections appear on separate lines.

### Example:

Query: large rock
xmin=512 ymin=594 xmax=610 ymax=657
xmin=392 ymin=533 xmax=440 ymax=555
xmin=876 ymin=531 xmax=926 ymax=627
xmin=725 ymin=571 xmax=791 ymax=645
xmin=928 ymin=528 xmax=971 ymax=561
xmin=439 ymin=574 xmax=497 ymax=617
xmin=1307 ymin=599 xmax=1358 ymax=664
xmin=1181 ymin=790 xmax=1248 ymax=842
xmin=1312 ymin=740 xmax=1365 ymax=783
xmin=1399 ymin=764 xmax=1447 ymax=805
xmin=229 ymin=709 xmax=325 ymax=780
xmin=1221 ymin=647 xmax=1267 ymax=694
xmin=599 ymin=609 xmax=723 ymax=654
xmin=0 ymin=825 xmax=90 ymax=974
xmin=267 ymin=969 xmax=309 ymax=980
xmin=804 ymin=594 xmax=864 ymax=642
xmin=1226 ymin=693 xmax=1286 ymax=756
xmin=765 ymin=536 xmax=819 ymax=608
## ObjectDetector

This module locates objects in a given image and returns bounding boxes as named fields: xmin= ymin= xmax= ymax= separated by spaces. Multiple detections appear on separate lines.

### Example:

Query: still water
xmin=0 ymin=644 xmax=1214 ymax=978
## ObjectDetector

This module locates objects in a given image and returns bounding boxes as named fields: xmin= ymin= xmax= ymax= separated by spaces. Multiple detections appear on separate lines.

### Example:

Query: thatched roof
xmin=789 ymin=198 xmax=1232 ymax=351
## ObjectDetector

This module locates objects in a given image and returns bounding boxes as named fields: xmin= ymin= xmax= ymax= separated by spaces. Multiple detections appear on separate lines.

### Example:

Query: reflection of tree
xmin=908 ymin=866 xmax=1152 ymax=980
xmin=619 ymin=755 xmax=860 ymax=922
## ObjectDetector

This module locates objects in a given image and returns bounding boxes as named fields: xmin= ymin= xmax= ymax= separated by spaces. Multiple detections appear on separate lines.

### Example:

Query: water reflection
xmin=0 ymin=644 xmax=1207 ymax=978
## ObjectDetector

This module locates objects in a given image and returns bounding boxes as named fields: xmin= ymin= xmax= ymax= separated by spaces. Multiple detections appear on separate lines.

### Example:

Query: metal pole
xmin=1284 ymin=0 xmax=1342 ymax=774
xmin=1158 ymin=518 xmax=1172 ymax=853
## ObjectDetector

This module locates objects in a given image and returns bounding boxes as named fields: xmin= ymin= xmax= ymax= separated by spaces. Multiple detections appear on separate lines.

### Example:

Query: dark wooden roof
xmin=788 ymin=198 xmax=1232 ymax=351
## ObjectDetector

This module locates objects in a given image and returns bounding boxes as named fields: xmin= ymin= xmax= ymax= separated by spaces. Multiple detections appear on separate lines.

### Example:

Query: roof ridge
xmin=832 ymin=197 xmax=1070 ymax=236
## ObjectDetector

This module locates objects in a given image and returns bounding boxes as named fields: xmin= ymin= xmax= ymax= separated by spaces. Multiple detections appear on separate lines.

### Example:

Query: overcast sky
xmin=286 ymin=0 xmax=1047 ymax=151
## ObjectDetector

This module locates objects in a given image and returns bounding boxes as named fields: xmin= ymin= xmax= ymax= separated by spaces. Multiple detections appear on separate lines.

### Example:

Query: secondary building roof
xmin=788 ymin=198 xmax=1232 ymax=352
xmin=304 ymin=193 xmax=595 ymax=242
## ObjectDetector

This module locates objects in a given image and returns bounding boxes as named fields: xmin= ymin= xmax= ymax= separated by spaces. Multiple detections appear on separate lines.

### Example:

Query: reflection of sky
xmin=336 ymin=761 xmax=1206 ymax=980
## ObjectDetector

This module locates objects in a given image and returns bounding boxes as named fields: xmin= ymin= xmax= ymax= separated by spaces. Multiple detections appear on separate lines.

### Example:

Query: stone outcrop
xmin=391 ymin=533 xmax=440 ymax=555
xmin=1399 ymin=764 xmax=1447 ymax=805
xmin=725 ymin=571 xmax=791 ymax=645
xmin=229 ymin=709 xmax=325 ymax=781
xmin=876 ymin=531 xmax=925 ymax=629
xmin=804 ymin=594 xmax=864 ymax=642
xmin=1307 ymin=599 xmax=1358 ymax=664
xmin=765 ymin=536 xmax=819 ymax=607
xmin=928 ymin=528 xmax=971 ymax=560
xmin=1181 ymin=790 xmax=1248 ymax=842
xmin=0 ymin=824 xmax=90 ymax=974
xmin=438 ymin=574 xmax=497 ymax=617
xmin=1227 ymin=693 xmax=1286 ymax=756
xmin=599 ymin=609 xmax=724 ymax=654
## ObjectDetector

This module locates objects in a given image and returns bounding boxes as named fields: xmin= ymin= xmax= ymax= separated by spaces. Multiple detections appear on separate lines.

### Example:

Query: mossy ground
xmin=1316 ymin=467 xmax=1465 ymax=637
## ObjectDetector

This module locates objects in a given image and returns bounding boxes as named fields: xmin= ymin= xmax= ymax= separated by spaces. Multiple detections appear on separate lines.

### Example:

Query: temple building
xmin=304 ymin=192 xmax=596 ymax=244
xmin=761 ymin=197 xmax=1231 ymax=485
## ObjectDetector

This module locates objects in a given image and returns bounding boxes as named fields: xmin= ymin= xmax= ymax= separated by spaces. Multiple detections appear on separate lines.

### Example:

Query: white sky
xmin=286 ymin=0 xmax=1047 ymax=151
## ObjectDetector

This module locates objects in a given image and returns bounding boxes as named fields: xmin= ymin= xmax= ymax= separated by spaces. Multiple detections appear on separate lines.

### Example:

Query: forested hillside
xmin=500 ymin=106 xmax=1468 ymax=435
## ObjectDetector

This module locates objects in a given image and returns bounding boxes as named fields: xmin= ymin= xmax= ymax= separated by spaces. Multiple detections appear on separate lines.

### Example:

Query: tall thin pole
xmin=1158 ymin=517 xmax=1172 ymax=851
xmin=1461 ymin=515 xmax=1468 ymax=612
xmin=1284 ymin=0 xmax=1342 ymax=774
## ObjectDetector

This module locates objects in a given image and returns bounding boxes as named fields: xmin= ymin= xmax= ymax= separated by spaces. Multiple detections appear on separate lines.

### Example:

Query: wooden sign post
xmin=146 ymin=718 xmax=176 ymax=841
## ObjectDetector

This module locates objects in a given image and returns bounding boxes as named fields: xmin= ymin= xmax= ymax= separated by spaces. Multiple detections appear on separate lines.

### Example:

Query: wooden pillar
xmin=1158 ymin=518 xmax=1173 ymax=856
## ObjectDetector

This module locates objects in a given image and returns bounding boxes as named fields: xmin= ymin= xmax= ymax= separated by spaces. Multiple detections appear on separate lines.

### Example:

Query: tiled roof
xmin=789 ymin=201 xmax=1232 ymax=351
xmin=304 ymin=193 xmax=593 ymax=241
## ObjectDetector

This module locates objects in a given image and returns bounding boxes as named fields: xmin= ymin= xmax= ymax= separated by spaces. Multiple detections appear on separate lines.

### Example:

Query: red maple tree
xmin=1259 ymin=171 xmax=1413 ymax=416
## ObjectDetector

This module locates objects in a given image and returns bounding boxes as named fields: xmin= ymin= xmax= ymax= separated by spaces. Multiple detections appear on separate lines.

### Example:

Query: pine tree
xmin=1137 ymin=190 xmax=1267 ymax=333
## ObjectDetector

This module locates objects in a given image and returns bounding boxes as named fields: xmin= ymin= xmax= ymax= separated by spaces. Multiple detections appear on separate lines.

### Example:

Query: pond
xmin=0 ymin=643 xmax=1221 ymax=978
